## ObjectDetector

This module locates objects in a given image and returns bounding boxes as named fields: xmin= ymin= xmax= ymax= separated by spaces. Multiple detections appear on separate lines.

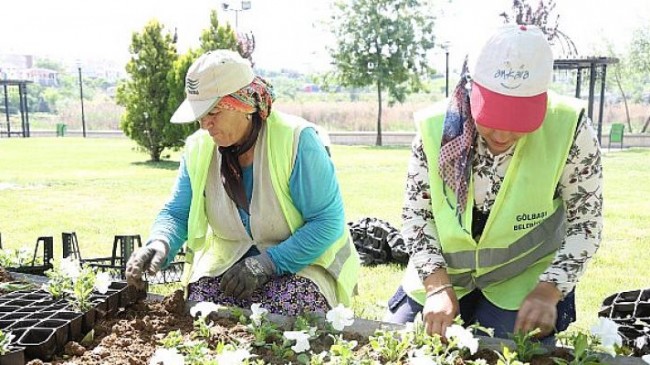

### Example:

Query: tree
xmin=628 ymin=24 xmax=650 ymax=133
xmin=500 ymin=0 xmax=578 ymax=57
xmin=164 ymin=9 xmax=241 ymax=144
xmin=200 ymin=10 xmax=238 ymax=53
xmin=329 ymin=0 xmax=435 ymax=146
xmin=116 ymin=20 xmax=180 ymax=162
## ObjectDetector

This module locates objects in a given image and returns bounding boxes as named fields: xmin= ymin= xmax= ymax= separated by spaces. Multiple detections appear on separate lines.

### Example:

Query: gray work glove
xmin=220 ymin=250 xmax=276 ymax=300
xmin=125 ymin=240 xmax=169 ymax=289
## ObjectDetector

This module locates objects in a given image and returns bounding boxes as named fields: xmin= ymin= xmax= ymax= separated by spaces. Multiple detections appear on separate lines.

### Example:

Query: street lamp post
xmin=77 ymin=62 xmax=86 ymax=138
xmin=221 ymin=0 xmax=252 ymax=30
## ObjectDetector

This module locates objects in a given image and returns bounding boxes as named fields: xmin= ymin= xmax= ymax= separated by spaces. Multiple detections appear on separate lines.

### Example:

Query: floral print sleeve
xmin=538 ymin=117 xmax=603 ymax=296
xmin=402 ymin=134 xmax=447 ymax=282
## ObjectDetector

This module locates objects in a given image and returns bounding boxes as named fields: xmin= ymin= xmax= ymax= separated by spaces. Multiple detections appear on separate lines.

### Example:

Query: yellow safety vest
xmin=403 ymin=92 xmax=583 ymax=309
xmin=180 ymin=110 xmax=360 ymax=306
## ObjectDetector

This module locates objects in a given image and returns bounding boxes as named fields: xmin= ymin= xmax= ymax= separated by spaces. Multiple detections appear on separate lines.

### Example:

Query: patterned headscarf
xmin=217 ymin=76 xmax=275 ymax=213
xmin=438 ymin=58 xmax=476 ymax=222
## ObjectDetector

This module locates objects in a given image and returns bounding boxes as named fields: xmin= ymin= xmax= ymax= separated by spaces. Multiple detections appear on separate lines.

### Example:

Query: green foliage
xmin=44 ymin=265 xmax=73 ymax=300
xmin=495 ymin=347 xmax=528 ymax=365
xmin=70 ymin=265 xmax=97 ymax=312
xmin=554 ymin=332 xmax=603 ymax=365
xmin=328 ymin=0 xmax=435 ymax=145
xmin=369 ymin=329 xmax=411 ymax=362
xmin=509 ymin=328 xmax=548 ymax=362
xmin=200 ymin=9 xmax=238 ymax=53
xmin=0 ymin=247 xmax=37 ymax=267
xmin=116 ymin=19 xmax=182 ymax=161
xmin=159 ymin=329 xmax=184 ymax=348
xmin=0 ymin=330 xmax=15 ymax=355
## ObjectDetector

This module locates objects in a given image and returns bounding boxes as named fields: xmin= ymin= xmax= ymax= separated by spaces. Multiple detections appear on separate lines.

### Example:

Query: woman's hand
xmin=421 ymin=269 xmax=458 ymax=337
xmin=514 ymin=282 xmax=562 ymax=338
xmin=423 ymin=287 xmax=459 ymax=337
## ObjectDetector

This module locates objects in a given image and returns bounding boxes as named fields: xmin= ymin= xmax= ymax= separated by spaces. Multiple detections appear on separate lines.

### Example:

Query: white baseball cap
xmin=170 ymin=50 xmax=255 ymax=124
xmin=470 ymin=24 xmax=554 ymax=133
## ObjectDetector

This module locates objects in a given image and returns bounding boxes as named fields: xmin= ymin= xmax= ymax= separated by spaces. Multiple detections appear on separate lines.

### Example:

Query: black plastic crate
xmin=62 ymin=232 xmax=184 ymax=284
xmin=599 ymin=288 xmax=650 ymax=356
xmin=3 ymin=236 xmax=54 ymax=276
xmin=0 ymin=279 xmax=143 ymax=362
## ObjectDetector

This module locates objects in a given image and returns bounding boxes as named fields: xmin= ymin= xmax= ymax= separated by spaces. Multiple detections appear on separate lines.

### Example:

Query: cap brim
xmin=170 ymin=97 xmax=221 ymax=124
xmin=470 ymin=82 xmax=548 ymax=133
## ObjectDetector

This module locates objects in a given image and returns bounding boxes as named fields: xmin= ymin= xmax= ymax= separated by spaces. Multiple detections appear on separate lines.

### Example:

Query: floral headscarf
xmin=438 ymin=59 xmax=476 ymax=223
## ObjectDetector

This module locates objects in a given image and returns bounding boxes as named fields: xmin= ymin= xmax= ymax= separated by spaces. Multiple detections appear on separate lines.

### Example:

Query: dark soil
xmin=0 ymin=267 xmax=13 ymax=283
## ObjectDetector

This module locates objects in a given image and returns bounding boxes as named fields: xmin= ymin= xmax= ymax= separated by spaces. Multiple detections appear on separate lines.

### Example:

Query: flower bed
xmin=2 ymin=290 xmax=643 ymax=365
xmin=1 ymin=268 xmax=649 ymax=364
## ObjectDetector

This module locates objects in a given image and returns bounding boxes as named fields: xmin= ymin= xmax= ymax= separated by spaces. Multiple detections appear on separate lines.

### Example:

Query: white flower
xmin=283 ymin=330 xmax=311 ymax=353
xmin=409 ymin=349 xmax=437 ymax=365
xmin=149 ymin=347 xmax=184 ymax=365
xmin=642 ymin=354 xmax=650 ymax=364
xmin=189 ymin=301 xmax=223 ymax=319
xmin=446 ymin=324 xmax=479 ymax=355
xmin=636 ymin=336 xmax=648 ymax=350
xmin=61 ymin=256 xmax=81 ymax=281
xmin=591 ymin=317 xmax=623 ymax=353
xmin=94 ymin=272 xmax=112 ymax=294
xmin=214 ymin=348 xmax=253 ymax=365
xmin=326 ymin=304 xmax=354 ymax=331
xmin=250 ymin=303 xmax=268 ymax=326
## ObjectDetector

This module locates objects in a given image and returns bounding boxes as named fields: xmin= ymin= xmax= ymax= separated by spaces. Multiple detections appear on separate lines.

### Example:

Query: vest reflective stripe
xmin=443 ymin=207 xmax=565 ymax=270
xmin=401 ymin=93 xmax=583 ymax=309
xmin=180 ymin=111 xmax=359 ymax=306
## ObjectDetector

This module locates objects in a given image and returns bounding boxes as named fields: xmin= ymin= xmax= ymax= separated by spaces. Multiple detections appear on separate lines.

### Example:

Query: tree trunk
xmin=614 ymin=71 xmax=633 ymax=132
xmin=642 ymin=115 xmax=650 ymax=133
xmin=376 ymin=79 xmax=383 ymax=146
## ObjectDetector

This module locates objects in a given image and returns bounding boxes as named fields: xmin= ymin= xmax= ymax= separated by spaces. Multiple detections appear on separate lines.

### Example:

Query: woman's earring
xmin=247 ymin=114 xmax=253 ymax=121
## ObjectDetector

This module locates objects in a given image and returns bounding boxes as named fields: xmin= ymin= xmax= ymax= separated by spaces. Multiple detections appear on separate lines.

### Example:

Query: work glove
xmin=125 ymin=240 xmax=169 ymax=290
xmin=220 ymin=250 xmax=276 ymax=300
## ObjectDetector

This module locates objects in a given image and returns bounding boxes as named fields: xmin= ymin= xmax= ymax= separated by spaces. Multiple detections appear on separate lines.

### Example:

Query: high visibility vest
xmin=402 ymin=93 xmax=583 ymax=309
xmin=179 ymin=110 xmax=360 ymax=306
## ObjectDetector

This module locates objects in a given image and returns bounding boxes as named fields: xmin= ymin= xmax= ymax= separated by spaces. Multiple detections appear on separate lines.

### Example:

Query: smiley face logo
xmin=493 ymin=61 xmax=530 ymax=90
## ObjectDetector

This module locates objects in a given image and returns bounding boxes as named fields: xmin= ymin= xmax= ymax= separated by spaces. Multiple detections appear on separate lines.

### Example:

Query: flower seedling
xmin=554 ymin=332 xmax=602 ymax=365
xmin=246 ymin=303 xmax=280 ymax=346
xmin=509 ymin=328 xmax=547 ymax=362
xmin=494 ymin=346 xmax=527 ymax=365
xmin=0 ymin=330 xmax=15 ymax=355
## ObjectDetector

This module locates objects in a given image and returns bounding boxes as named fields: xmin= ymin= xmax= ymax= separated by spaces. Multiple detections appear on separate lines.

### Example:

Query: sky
xmin=1 ymin=0 xmax=649 ymax=74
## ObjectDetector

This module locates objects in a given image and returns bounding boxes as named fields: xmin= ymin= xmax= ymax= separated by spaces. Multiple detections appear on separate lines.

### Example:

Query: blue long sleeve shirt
xmin=148 ymin=127 xmax=345 ymax=275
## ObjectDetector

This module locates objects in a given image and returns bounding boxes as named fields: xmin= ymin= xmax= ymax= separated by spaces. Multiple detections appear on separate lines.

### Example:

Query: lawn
xmin=0 ymin=137 xmax=648 ymax=335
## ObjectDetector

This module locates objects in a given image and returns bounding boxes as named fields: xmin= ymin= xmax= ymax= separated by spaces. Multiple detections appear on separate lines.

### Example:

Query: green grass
xmin=0 ymin=138 xmax=648 ymax=334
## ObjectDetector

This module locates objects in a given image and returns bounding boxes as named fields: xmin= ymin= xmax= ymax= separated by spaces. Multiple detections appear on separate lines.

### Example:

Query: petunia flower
xmin=283 ymin=330 xmax=311 ymax=353
xmin=446 ymin=324 xmax=479 ymax=355
xmin=591 ymin=317 xmax=623 ymax=354
xmin=94 ymin=272 xmax=112 ymax=294
xmin=214 ymin=348 xmax=253 ymax=365
xmin=189 ymin=301 xmax=223 ymax=319
xmin=326 ymin=304 xmax=355 ymax=331
xmin=149 ymin=347 xmax=185 ymax=365
xmin=250 ymin=303 xmax=268 ymax=326
xmin=61 ymin=256 xmax=81 ymax=282
xmin=408 ymin=349 xmax=438 ymax=365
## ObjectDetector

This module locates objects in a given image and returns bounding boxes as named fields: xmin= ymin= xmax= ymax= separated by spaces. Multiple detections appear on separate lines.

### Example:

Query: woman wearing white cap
xmin=386 ymin=25 xmax=602 ymax=343
xmin=125 ymin=50 xmax=359 ymax=315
